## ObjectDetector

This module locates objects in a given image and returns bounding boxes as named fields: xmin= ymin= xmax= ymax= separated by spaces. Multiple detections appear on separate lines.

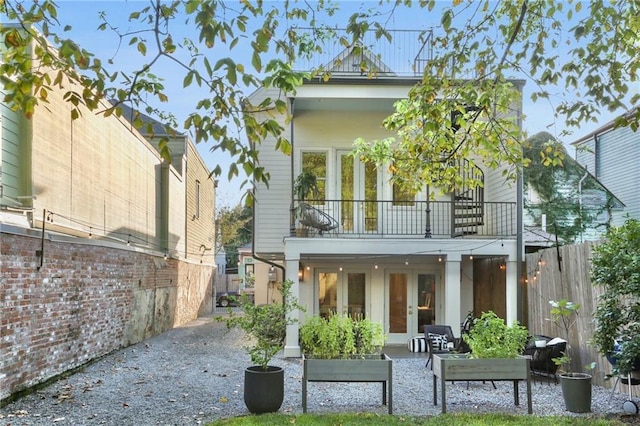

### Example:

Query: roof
xmin=524 ymin=226 xmax=557 ymax=247
xmin=571 ymin=106 xmax=639 ymax=146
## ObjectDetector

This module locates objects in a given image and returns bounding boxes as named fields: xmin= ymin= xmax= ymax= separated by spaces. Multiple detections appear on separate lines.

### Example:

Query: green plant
xmin=299 ymin=314 xmax=384 ymax=359
xmin=463 ymin=311 xmax=528 ymax=359
xmin=592 ymin=218 xmax=640 ymax=376
xmin=293 ymin=170 xmax=320 ymax=202
xmin=218 ymin=279 xmax=304 ymax=370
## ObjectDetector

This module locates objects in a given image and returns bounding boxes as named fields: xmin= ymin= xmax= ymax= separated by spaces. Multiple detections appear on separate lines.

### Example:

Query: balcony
xmin=292 ymin=28 xmax=434 ymax=77
xmin=291 ymin=199 xmax=517 ymax=239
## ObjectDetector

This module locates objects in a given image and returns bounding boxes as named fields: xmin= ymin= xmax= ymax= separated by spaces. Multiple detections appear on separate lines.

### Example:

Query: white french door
xmin=337 ymin=151 xmax=380 ymax=234
xmin=317 ymin=269 xmax=369 ymax=319
xmin=385 ymin=270 xmax=440 ymax=344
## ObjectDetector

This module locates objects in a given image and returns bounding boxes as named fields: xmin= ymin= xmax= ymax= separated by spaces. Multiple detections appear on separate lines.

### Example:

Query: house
xmin=0 ymin=29 xmax=215 ymax=401
xmin=248 ymin=29 xmax=525 ymax=357
xmin=524 ymin=132 xmax=624 ymax=244
xmin=571 ymin=110 xmax=640 ymax=226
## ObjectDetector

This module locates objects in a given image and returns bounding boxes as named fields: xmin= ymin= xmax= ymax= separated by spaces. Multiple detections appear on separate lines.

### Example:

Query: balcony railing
xmin=292 ymin=28 xmax=434 ymax=77
xmin=291 ymin=199 xmax=517 ymax=239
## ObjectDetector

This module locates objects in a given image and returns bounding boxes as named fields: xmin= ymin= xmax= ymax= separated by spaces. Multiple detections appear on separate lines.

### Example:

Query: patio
xmin=0 ymin=317 xmax=634 ymax=424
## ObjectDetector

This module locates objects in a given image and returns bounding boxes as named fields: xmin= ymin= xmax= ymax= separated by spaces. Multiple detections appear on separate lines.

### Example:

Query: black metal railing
xmin=292 ymin=28 xmax=434 ymax=77
xmin=291 ymin=199 xmax=516 ymax=238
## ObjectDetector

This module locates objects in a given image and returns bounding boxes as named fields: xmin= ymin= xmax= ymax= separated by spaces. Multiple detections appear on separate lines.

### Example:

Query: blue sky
xmin=19 ymin=1 xmax=631 ymax=208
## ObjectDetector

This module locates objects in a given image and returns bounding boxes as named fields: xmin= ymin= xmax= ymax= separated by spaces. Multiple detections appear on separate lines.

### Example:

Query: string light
xmin=404 ymin=259 xmax=409 ymax=266
xmin=374 ymin=263 xmax=378 ymax=270
xmin=339 ymin=265 xmax=343 ymax=272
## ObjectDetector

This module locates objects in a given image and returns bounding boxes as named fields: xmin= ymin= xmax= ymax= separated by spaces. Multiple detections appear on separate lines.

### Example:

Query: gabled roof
xmin=322 ymin=45 xmax=397 ymax=77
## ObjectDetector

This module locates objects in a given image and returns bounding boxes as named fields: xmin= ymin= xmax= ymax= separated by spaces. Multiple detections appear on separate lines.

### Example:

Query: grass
xmin=208 ymin=413 xmax=627 ymax=425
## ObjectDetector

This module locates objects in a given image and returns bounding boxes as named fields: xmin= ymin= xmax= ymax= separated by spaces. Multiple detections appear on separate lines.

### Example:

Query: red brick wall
xmin=0 ymin=231 xmax=213 ymax=402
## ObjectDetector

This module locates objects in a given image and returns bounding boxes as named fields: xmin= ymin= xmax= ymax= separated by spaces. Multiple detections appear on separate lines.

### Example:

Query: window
xmin=392 ymin=179 xmax=416 ymax=206
xmin=301 ymin=151 xmax=326 ymax=203
xmin=195 ymin=180 xmax=200 ymax=219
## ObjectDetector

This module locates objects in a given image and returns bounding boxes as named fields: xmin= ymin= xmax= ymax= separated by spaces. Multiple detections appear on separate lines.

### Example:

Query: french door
xmin=317 ymin=269 xmax=369 ymax=319
xmin=386 ymin=271 xmax=439 ymax=344
xmin=337 ymin=151 xmax=379 ymax=234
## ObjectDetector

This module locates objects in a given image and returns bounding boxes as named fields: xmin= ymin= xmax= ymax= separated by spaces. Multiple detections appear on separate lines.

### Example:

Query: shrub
xmin=299 ymin=314 xmax=384 ymax=359
xmin=464 ymin=311 xmax=528 ymax=358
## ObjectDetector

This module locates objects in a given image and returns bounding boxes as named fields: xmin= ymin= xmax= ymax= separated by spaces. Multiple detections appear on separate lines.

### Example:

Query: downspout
xmin=251 ymin=198 xmax=285 ymax=279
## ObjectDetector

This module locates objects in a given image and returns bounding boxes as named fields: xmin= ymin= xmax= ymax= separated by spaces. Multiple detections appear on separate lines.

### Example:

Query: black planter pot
xmin=244 ymin=366 xmax=284 ymax=414
xmin=559 ymin=372 xmax=592 ymax=413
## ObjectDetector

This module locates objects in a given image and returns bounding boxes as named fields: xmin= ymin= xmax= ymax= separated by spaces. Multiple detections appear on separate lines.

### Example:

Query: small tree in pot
xmin=548 ymin=299 xmax=596 ymax=413
xmin=218 ymin=279 xmax=304 ymax=414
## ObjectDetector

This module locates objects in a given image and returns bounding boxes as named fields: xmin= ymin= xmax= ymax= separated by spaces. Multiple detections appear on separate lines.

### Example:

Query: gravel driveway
xmin=1 ymin=314 xmax=636 ymax=425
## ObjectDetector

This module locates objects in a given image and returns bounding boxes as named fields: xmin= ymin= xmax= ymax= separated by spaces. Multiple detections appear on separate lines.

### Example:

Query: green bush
xmin=592 ymin=218 xmax=640 ymax=375
xmin=463 ymin=311 xmax=528 ymax=358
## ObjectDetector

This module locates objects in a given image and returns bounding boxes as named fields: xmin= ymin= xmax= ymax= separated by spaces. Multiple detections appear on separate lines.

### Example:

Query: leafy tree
xmin=217 ymin=203 xmax=252 ymax=267
xmin=2 ymin=1 xmax=640 ymax=192
xmin=592 ymin=218 xmax=640 ymax=376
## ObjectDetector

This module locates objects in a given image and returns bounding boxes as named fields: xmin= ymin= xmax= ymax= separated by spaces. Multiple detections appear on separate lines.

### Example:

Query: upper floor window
xmin=392 ymin=176 xmax=416 ymax=207
xmin=301 ymin=151 xmax=326 ymax=203
xmin=195 ymin=180 xmax=201 ymax=219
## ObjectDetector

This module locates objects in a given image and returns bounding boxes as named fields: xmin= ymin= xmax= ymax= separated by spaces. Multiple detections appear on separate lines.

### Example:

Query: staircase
xmin=452 ymin=159 xmax=484 ymax=237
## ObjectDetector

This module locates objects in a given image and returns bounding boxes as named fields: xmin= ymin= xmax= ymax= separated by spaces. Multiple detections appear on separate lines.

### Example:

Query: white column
xmin=505 ymin=259 xmax=519 ymax=325
xmin=283 ymin=257 xmax=302 ymax=357
xmin=444 ymin=253 xmax=461 ymax=334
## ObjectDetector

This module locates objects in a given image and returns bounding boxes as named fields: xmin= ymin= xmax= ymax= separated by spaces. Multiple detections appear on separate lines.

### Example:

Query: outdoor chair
xmin=298 ymin=203 xmax=339 ymax=236
xmin=424 ymin=324 xmax=462 ymax=369
xmin=523 ymin=335 xmax=567 ymax=382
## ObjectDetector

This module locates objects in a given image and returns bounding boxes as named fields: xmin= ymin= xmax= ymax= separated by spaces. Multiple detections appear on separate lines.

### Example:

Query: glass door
xmin=318 ymin=270 xmax=368 ymax=319
xmin=386 ymin=271 xmax=439 ymax=343
xmin=338 ymin=151 xmax=379 ymax=234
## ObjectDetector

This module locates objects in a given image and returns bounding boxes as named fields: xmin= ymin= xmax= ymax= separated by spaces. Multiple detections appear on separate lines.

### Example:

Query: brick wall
xmin=0 ymin=230 xmax=214 ymax=403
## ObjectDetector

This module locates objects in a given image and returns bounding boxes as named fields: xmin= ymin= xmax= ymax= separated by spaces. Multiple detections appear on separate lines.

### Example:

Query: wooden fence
xmin=525 ymin=241 xmax=637 ymax=396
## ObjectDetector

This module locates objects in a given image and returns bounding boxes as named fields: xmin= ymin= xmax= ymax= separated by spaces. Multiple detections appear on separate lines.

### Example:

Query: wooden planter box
xmin=302 ymin=354 xmax=393 ymax=414
xmin=432 ymin=353 xmax=532 ymax=414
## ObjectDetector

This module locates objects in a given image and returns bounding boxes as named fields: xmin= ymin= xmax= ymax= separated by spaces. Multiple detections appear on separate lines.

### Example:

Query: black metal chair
xmin=298 ymin=202 xmax=339 ymax=236
xmin=424 ymin=324 xmax=461 ymax=369
xmin=523 ymin=335 xmax=566 ymax=383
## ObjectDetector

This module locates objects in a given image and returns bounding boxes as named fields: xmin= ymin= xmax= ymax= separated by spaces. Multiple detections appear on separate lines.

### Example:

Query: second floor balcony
xmin=290 ymin=199 xmax=517 ymax=239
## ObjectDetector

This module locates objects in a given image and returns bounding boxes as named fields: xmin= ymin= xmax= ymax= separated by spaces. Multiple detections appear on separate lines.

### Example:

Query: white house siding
xmin=574 ymin=137 xmax=596 ymax=176
xmin=593 ymin=128 xmax=640 ymax=225
xmin=250 ymin=87 xmax=292 ymax=255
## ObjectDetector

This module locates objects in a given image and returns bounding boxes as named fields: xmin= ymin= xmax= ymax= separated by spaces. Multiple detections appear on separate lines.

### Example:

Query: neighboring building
xmin=248 ymin=29 xmax=525 ymax=357
xmin=571 ymin=111 xmax=640 ymax=226
xmin=1 ymin=30 xmax=215 ymax=401
xmin=524 ymin=132 xmax=624 ymax=244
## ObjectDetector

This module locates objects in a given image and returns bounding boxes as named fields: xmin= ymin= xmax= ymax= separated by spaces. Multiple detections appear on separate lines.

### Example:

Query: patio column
xmin=283 ymin=257 xmax=302 ymax=358
xmin=505 ymin=258 xmax=518 ymax=326
xmin=444 ymin=253 xmax=462 ymax=334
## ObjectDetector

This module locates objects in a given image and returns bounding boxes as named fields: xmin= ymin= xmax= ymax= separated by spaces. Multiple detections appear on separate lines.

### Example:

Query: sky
xmin=8 ymin=0 xmax=632 ymax=209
